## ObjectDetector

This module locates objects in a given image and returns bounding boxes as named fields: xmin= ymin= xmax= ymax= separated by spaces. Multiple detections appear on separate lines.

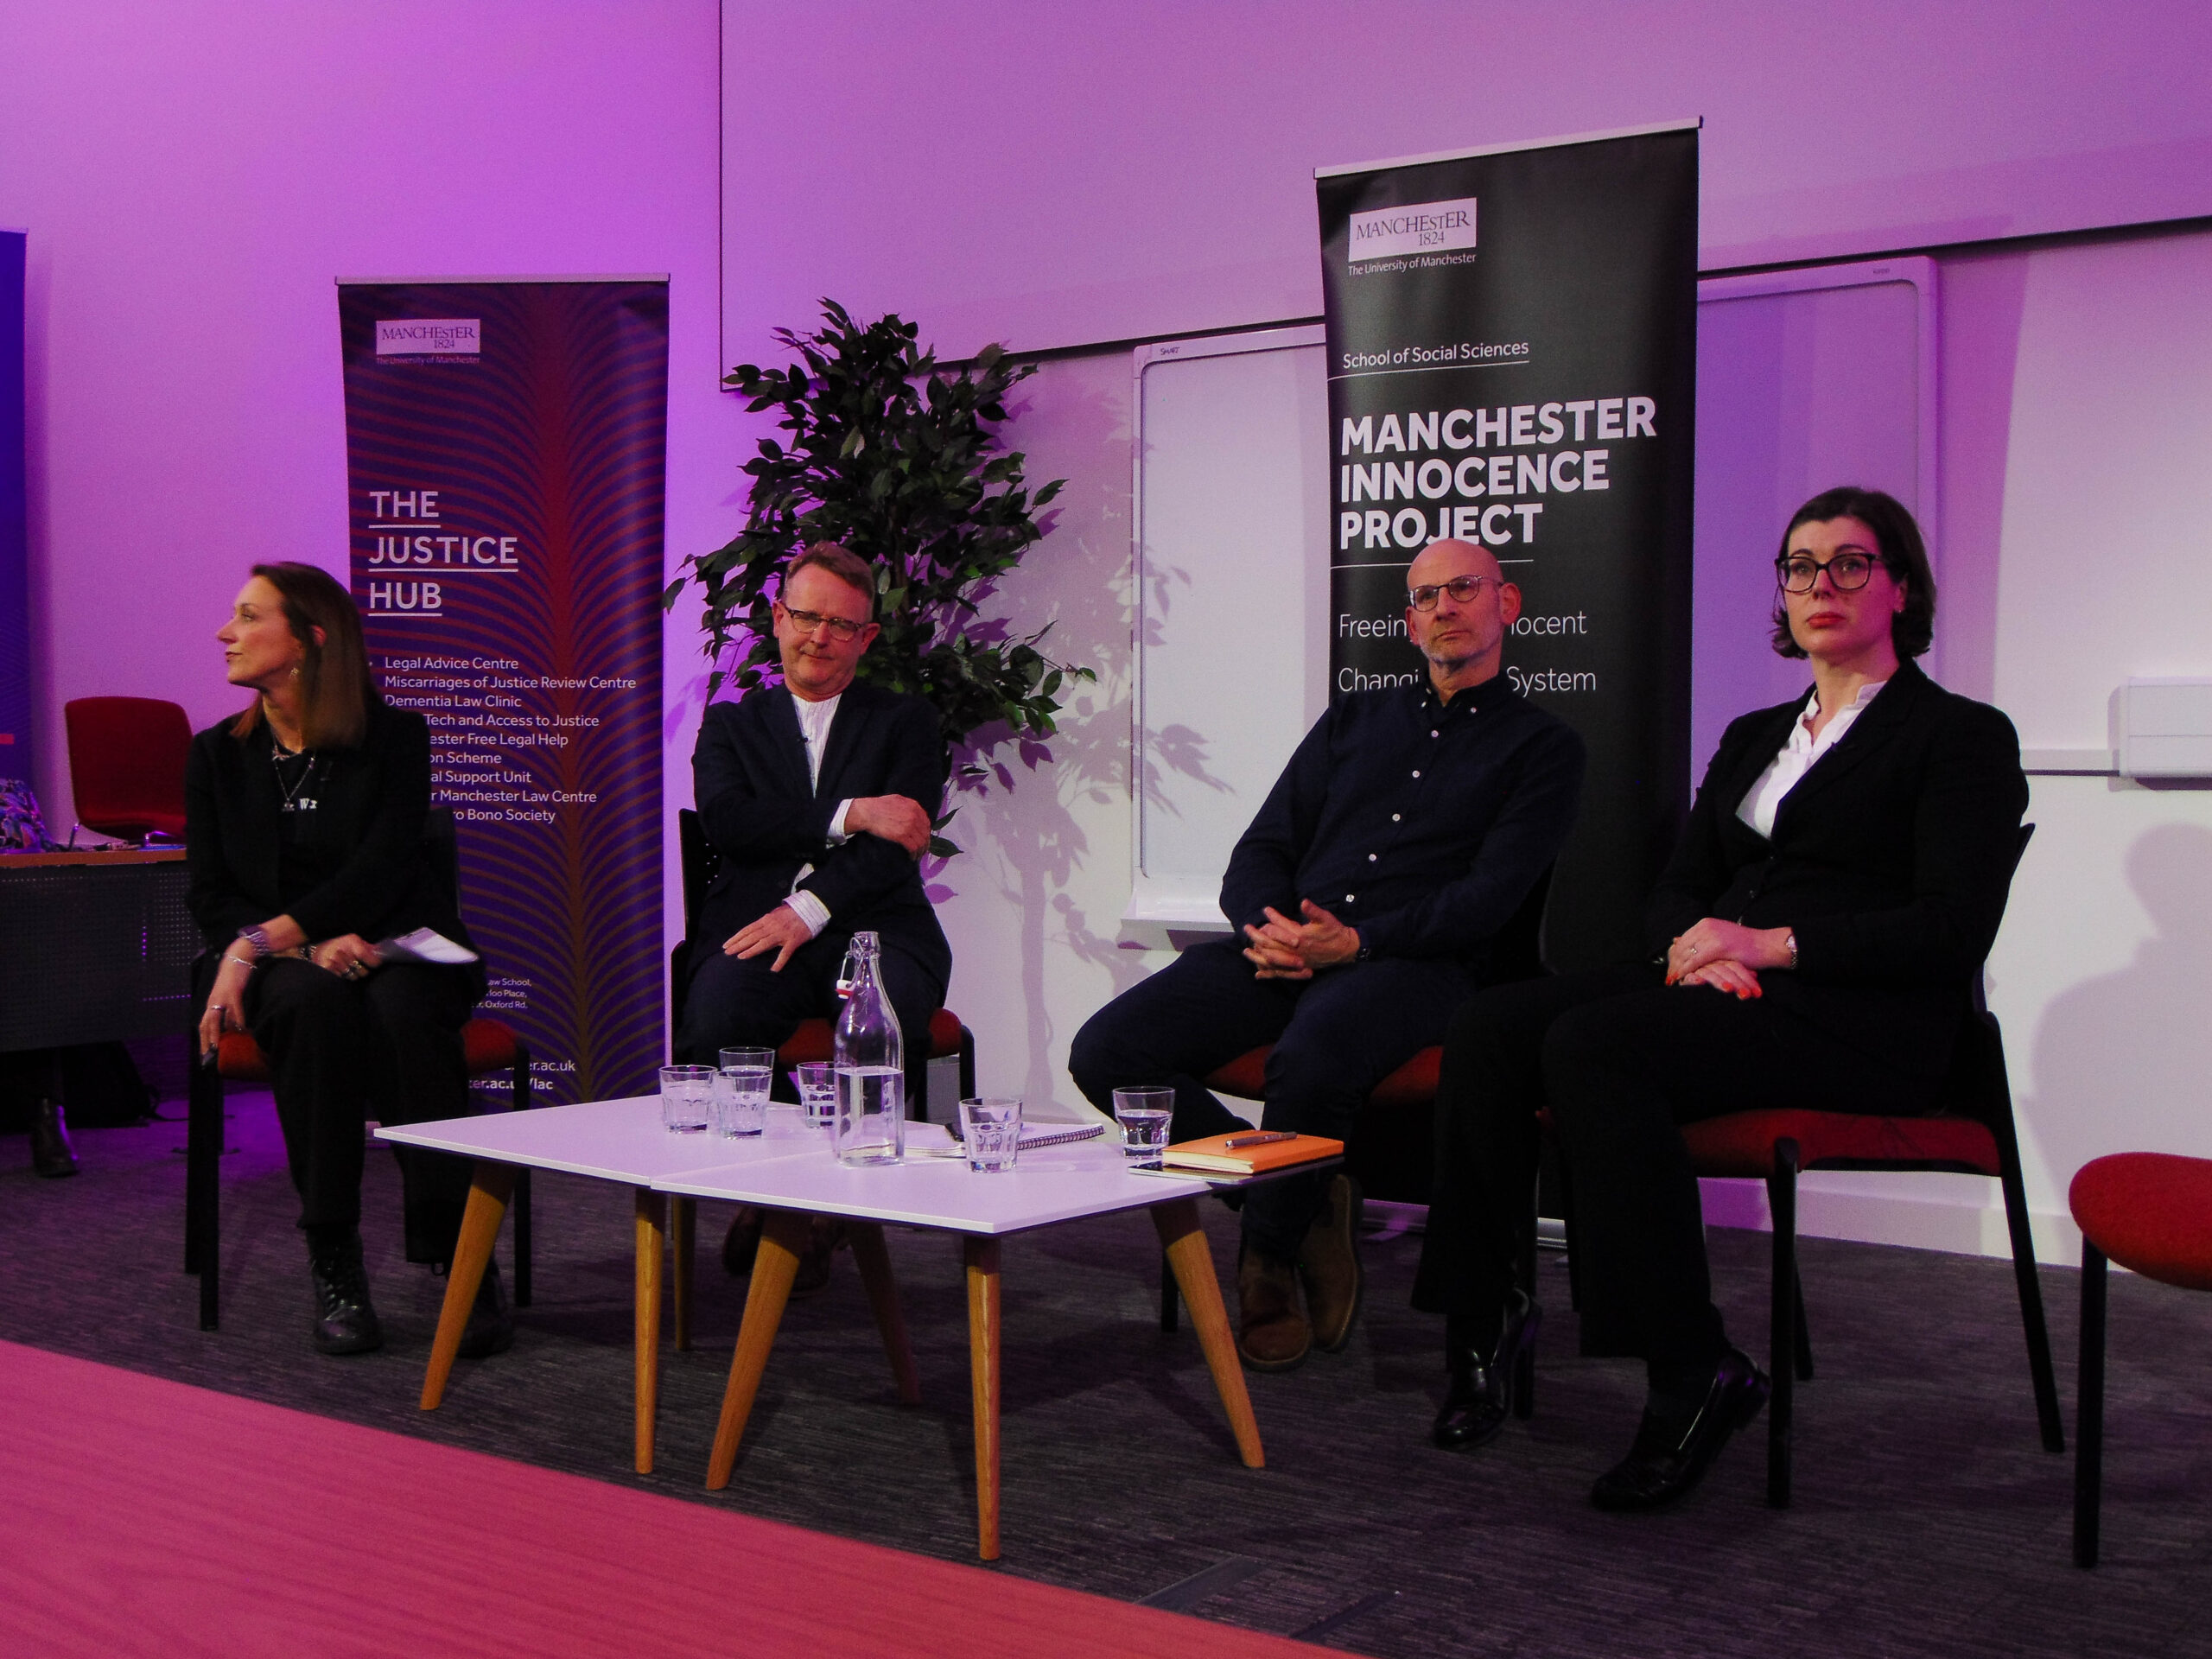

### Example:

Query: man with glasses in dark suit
xmin=1071 ymin=538 xmax=1584 ymax=1374
xmin=677 ymin=541 xmax=952 ymax=1288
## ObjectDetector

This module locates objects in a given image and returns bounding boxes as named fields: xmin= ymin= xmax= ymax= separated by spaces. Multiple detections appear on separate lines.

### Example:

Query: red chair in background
xmin=63 ymin=696 xmax=192 ymax=842
xmin=2069 ymin=1151 xmax=2212 ymax=1567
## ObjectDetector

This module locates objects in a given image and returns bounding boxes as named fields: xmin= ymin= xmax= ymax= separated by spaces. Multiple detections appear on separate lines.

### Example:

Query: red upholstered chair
xmin=2068 ymin=1152 xmax=2212 ymax=1567
xmin=1596 ymin=823 xmax=2063 ymax=1508
xmin=63 ymin=696 xmax=191 ymax=841
xmin=184 ymin=810 xmax=533 ymax=1331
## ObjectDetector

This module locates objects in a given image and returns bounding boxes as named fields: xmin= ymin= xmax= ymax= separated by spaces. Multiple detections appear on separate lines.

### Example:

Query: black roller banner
xmin=1316 ymin=122 xmax=1698 ymax=971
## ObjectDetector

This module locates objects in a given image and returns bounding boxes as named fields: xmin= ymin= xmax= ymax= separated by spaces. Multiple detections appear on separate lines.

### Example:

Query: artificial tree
xmin=669 ymin=301 xmax=1090 ymax=854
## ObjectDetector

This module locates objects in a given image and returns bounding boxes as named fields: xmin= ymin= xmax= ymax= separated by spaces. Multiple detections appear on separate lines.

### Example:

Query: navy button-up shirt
xmin=1220 ymin=674 xmax=1585 ymax=968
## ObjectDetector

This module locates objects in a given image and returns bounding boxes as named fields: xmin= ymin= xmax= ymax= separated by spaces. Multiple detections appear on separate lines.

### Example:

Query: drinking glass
xmin=792 ymin=1060 xmax=836 ymax=1128
xmin=1112 ymin=1085 xmax=1174 ymax=1163
xmin=957 ymin=1096 xmax=1023 ymax=1173
xmin=659 ymin=1065 xmax=715 ymax=1134
xmin=715 ymin=1046 xmax=773 ymax=1136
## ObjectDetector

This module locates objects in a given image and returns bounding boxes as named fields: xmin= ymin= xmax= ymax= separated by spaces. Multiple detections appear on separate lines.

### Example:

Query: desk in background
xmin=0 ymin=849 xmax=195 ymax=1053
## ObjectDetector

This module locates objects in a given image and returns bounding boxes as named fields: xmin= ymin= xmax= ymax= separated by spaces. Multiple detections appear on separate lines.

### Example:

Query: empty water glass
xmin=792 ymin=1060 xmax=836 ymax=1128
xmin=660 ymin=1065 xmax=715 ymax=1134
xmin=715 ymin=1046 xmax=772 ymax=1136
xmin=1112 ymin=1085 xmax=1174 ymax=1163
xmin=958 ymin=1096 xmax=1023 ymax=1173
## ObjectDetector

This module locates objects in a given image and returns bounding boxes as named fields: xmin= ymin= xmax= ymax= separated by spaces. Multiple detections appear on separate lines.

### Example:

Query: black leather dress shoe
xmin=1433 ymin=1291 xmax=1541 ymax=1451
xmin=30 ymin=1099 xmax=79 ymax=1179
xmin=1590 ymin=1347 xmax=1770 ymax=1511
xmin=308 ymin=1232 xmax=385 ymax=1357
xmin=457 ymin=1255 xmax=516 ymax=1358
xmin=722 ymin=1206 xmax=763 ymax=1275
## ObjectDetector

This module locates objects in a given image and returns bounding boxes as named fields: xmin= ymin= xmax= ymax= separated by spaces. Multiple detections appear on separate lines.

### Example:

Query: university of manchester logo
xmin=376 ymin=319 xmax=481 ymax=357
xmin=1348 ymin=198 xmax=1478 ymax=264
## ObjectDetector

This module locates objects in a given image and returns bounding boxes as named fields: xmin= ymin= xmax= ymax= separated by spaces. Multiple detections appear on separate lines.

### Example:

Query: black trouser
xmin=1070 ymin=936 xmax=1476 ymax=1262
xmin=673 ymin=930 xmax=944 ymax=1109
xmin=1411 ymin=964 xmax=1941 ymax=1372
xmin=245 ymin=957 xmax=480 ymax=1264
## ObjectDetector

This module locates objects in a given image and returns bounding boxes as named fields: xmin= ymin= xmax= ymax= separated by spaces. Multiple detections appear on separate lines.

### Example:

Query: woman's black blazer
xmin=1645 ymin=658 xmax=2029 ymax=1079
xmin=185 ymin=702 xmax=478 ymax=983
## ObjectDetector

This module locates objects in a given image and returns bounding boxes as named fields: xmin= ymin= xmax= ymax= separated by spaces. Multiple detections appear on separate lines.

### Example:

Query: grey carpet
xmin=5 ymin=1093 xmax=2211 ymax=1657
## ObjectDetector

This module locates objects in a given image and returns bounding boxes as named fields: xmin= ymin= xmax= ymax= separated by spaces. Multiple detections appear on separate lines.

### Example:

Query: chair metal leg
xmin=1765 ymin=1138 xmax=1799 ymax=1509
xmin=2074 ymin=1240 xmax=2107 ymax=1567
xmin=1998 ymin=1143 xmax=2066 ymax=1453
xmin=1514 ymin=1169 xmax=1540 ymax=1420
xmin=1160 ymin=1252 xmax=1179 ymax=1333
xmin=1793 ymin=1265 xmax=1815 ymax=1382
xmin=510 ymin=1046 xmax=533 ymax=1307
xmin=186 ymin=1059 xmax=223 ymax=1330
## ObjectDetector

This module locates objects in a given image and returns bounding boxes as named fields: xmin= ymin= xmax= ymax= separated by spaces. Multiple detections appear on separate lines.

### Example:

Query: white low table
xmin=655 ymin=1132 xmax=1274 ymax=1560
xmin=378 ymin=1097 xmax=830 ymax=1472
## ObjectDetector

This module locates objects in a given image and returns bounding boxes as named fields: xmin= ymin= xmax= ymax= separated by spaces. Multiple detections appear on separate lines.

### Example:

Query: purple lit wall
xmin=719 ymin=0 xmax=2212 ymax=361
xmin=0 ymin=0 xmax=727 ymax=938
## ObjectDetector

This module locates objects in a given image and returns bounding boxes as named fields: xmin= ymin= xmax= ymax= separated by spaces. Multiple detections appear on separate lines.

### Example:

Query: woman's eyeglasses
xmin=1776 ymin=550 xmax=1885 ymax=594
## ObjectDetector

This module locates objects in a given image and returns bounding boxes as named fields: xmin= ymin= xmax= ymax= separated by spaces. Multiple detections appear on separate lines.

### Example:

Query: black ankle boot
xmin=456 ymin=1255 xmax=515 ymax=1359
xmin=1433 ymin=1290 xmax=1541 ymax=1451
xmin=308 ymin=1231 xmax=385 ymax=1356
xmin=30 ymin=1099 xmax=79 ymax=1179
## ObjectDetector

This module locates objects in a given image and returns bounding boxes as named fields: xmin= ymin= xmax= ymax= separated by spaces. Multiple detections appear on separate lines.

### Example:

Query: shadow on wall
xmin=925 ymin=372 xmax=1150 ymax=1109
xmin=2022 ymin=820 xmax=2212 ymax=1183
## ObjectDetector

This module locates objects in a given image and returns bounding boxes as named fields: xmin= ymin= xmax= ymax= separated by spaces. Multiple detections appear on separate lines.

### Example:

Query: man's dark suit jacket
xmin=691 ymin=682 xmax=953 ymax=988
xmin=1646 ymin=658 xmax=2028 ymax=1080
xmin=185 ymin=702 xmax=484 ymax=994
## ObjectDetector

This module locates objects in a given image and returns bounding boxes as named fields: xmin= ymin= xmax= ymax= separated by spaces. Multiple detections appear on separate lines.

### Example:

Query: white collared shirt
xmin=1736 ymin=679 xmax=1889 ymax=840
xmin=784 ymin=690 xmax=854 ymax=938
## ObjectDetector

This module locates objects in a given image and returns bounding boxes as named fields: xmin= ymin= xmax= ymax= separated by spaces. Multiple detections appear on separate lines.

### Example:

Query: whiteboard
xmin=1125 ymin=259 xmax=1936 ymax=933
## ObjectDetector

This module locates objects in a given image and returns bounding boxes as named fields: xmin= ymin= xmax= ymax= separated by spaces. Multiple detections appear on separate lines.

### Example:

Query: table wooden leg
xmin=671 ymin=1195 xmax=696 ymax=1352
xmin=420 ymin=1162 xmax=514 ymax=1412
xmin=1151 ymin=1198 xmax=1264 ymax=1469
xmin=635 ymin=1189 xmax=665 ymax=1475
xmin=848 ymin=1222 xmax=921 ymax=1406
xmin=965 ymin=1234 xmax=1002 ymax=1561
xmin=706 ymin=1209 xmax=808 ymax=1490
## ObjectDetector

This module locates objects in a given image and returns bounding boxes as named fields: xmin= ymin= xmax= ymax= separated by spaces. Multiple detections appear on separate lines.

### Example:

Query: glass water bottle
xmin=831 ymin=931 xmax=905 ymax=1165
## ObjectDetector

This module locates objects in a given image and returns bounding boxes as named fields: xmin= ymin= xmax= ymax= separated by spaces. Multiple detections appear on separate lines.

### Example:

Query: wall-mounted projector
xmin=2113 ymin=679 xmax=2212 ymax=778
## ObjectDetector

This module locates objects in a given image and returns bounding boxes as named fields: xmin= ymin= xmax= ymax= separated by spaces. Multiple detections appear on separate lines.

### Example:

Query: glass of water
xmin=715 ymin=1047 xmax=772 ymax=1137
xmin=660 ymin=1065 xmax=715 ymax=1134
xmin=957 ymin=1096 xmax=1023 ymax=1173
xmin=793 ymin=1061 xmax=836 ymax=1128
xmin=1112 ymin=1085 xmax=1174 ymax=1164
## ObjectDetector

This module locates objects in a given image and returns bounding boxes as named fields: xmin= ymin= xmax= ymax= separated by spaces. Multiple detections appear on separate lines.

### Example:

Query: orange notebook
xmin=1160 ymin=1131 xmax=1344 ymax=1176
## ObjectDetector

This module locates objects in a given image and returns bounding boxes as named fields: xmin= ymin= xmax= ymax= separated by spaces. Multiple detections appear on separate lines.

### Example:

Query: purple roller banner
xmin=338 ymin=278 xmax=668 ymax=1106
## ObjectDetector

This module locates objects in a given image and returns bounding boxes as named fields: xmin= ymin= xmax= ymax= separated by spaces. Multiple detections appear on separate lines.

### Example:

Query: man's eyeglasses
xmin=779 ymin=603 xmax=868 ymax=641
xmin=1408 ymin=575 xmax=1497 ymax=612
xmin=1776 ymin=550 xmax=1885 ymax=594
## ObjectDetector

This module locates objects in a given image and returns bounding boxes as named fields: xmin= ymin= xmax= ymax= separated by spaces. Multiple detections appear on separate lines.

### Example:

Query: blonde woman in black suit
xmin=188 ymin=563 xmax=509 ymax=1359
xmin=1411 ymin=487 xmax=2028 ymax=1510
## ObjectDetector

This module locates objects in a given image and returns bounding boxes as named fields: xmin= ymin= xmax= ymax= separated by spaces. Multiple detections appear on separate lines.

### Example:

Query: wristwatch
xmin=1784 ymin=930 xmax=1799 ymax=970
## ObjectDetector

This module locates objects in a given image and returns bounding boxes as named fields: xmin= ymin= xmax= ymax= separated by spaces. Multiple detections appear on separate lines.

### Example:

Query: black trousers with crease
xmin=245 ymin=957 xmax=481 ymax=1264
xmin=1411 ymin=963 xmax=1941 ymax=1370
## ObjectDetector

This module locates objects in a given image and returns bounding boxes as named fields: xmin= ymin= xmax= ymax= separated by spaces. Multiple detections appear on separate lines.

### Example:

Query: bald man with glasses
xmin=1071 ymin=539 xmax=1584 ymax=1373
xmin=677 ymin=542 xmax=953 ymax=1287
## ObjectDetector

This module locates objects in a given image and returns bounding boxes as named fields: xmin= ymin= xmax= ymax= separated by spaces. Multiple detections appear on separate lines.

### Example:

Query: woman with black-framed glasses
xmin=1409 ymin=485 xmax=2026 ymax=1511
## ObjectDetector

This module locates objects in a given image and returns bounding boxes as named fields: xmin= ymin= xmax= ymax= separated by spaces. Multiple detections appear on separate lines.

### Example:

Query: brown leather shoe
xmin=1236 ymin=1246 xmax=1310 ymax=1371
xmin=790 ymin=1217 xmax=845 ymax=1299
xmin=721 ymin=1206 xmax=763 ymax=1275
xmin=1299 ymin=1173 xmax=1364 ymax=1352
